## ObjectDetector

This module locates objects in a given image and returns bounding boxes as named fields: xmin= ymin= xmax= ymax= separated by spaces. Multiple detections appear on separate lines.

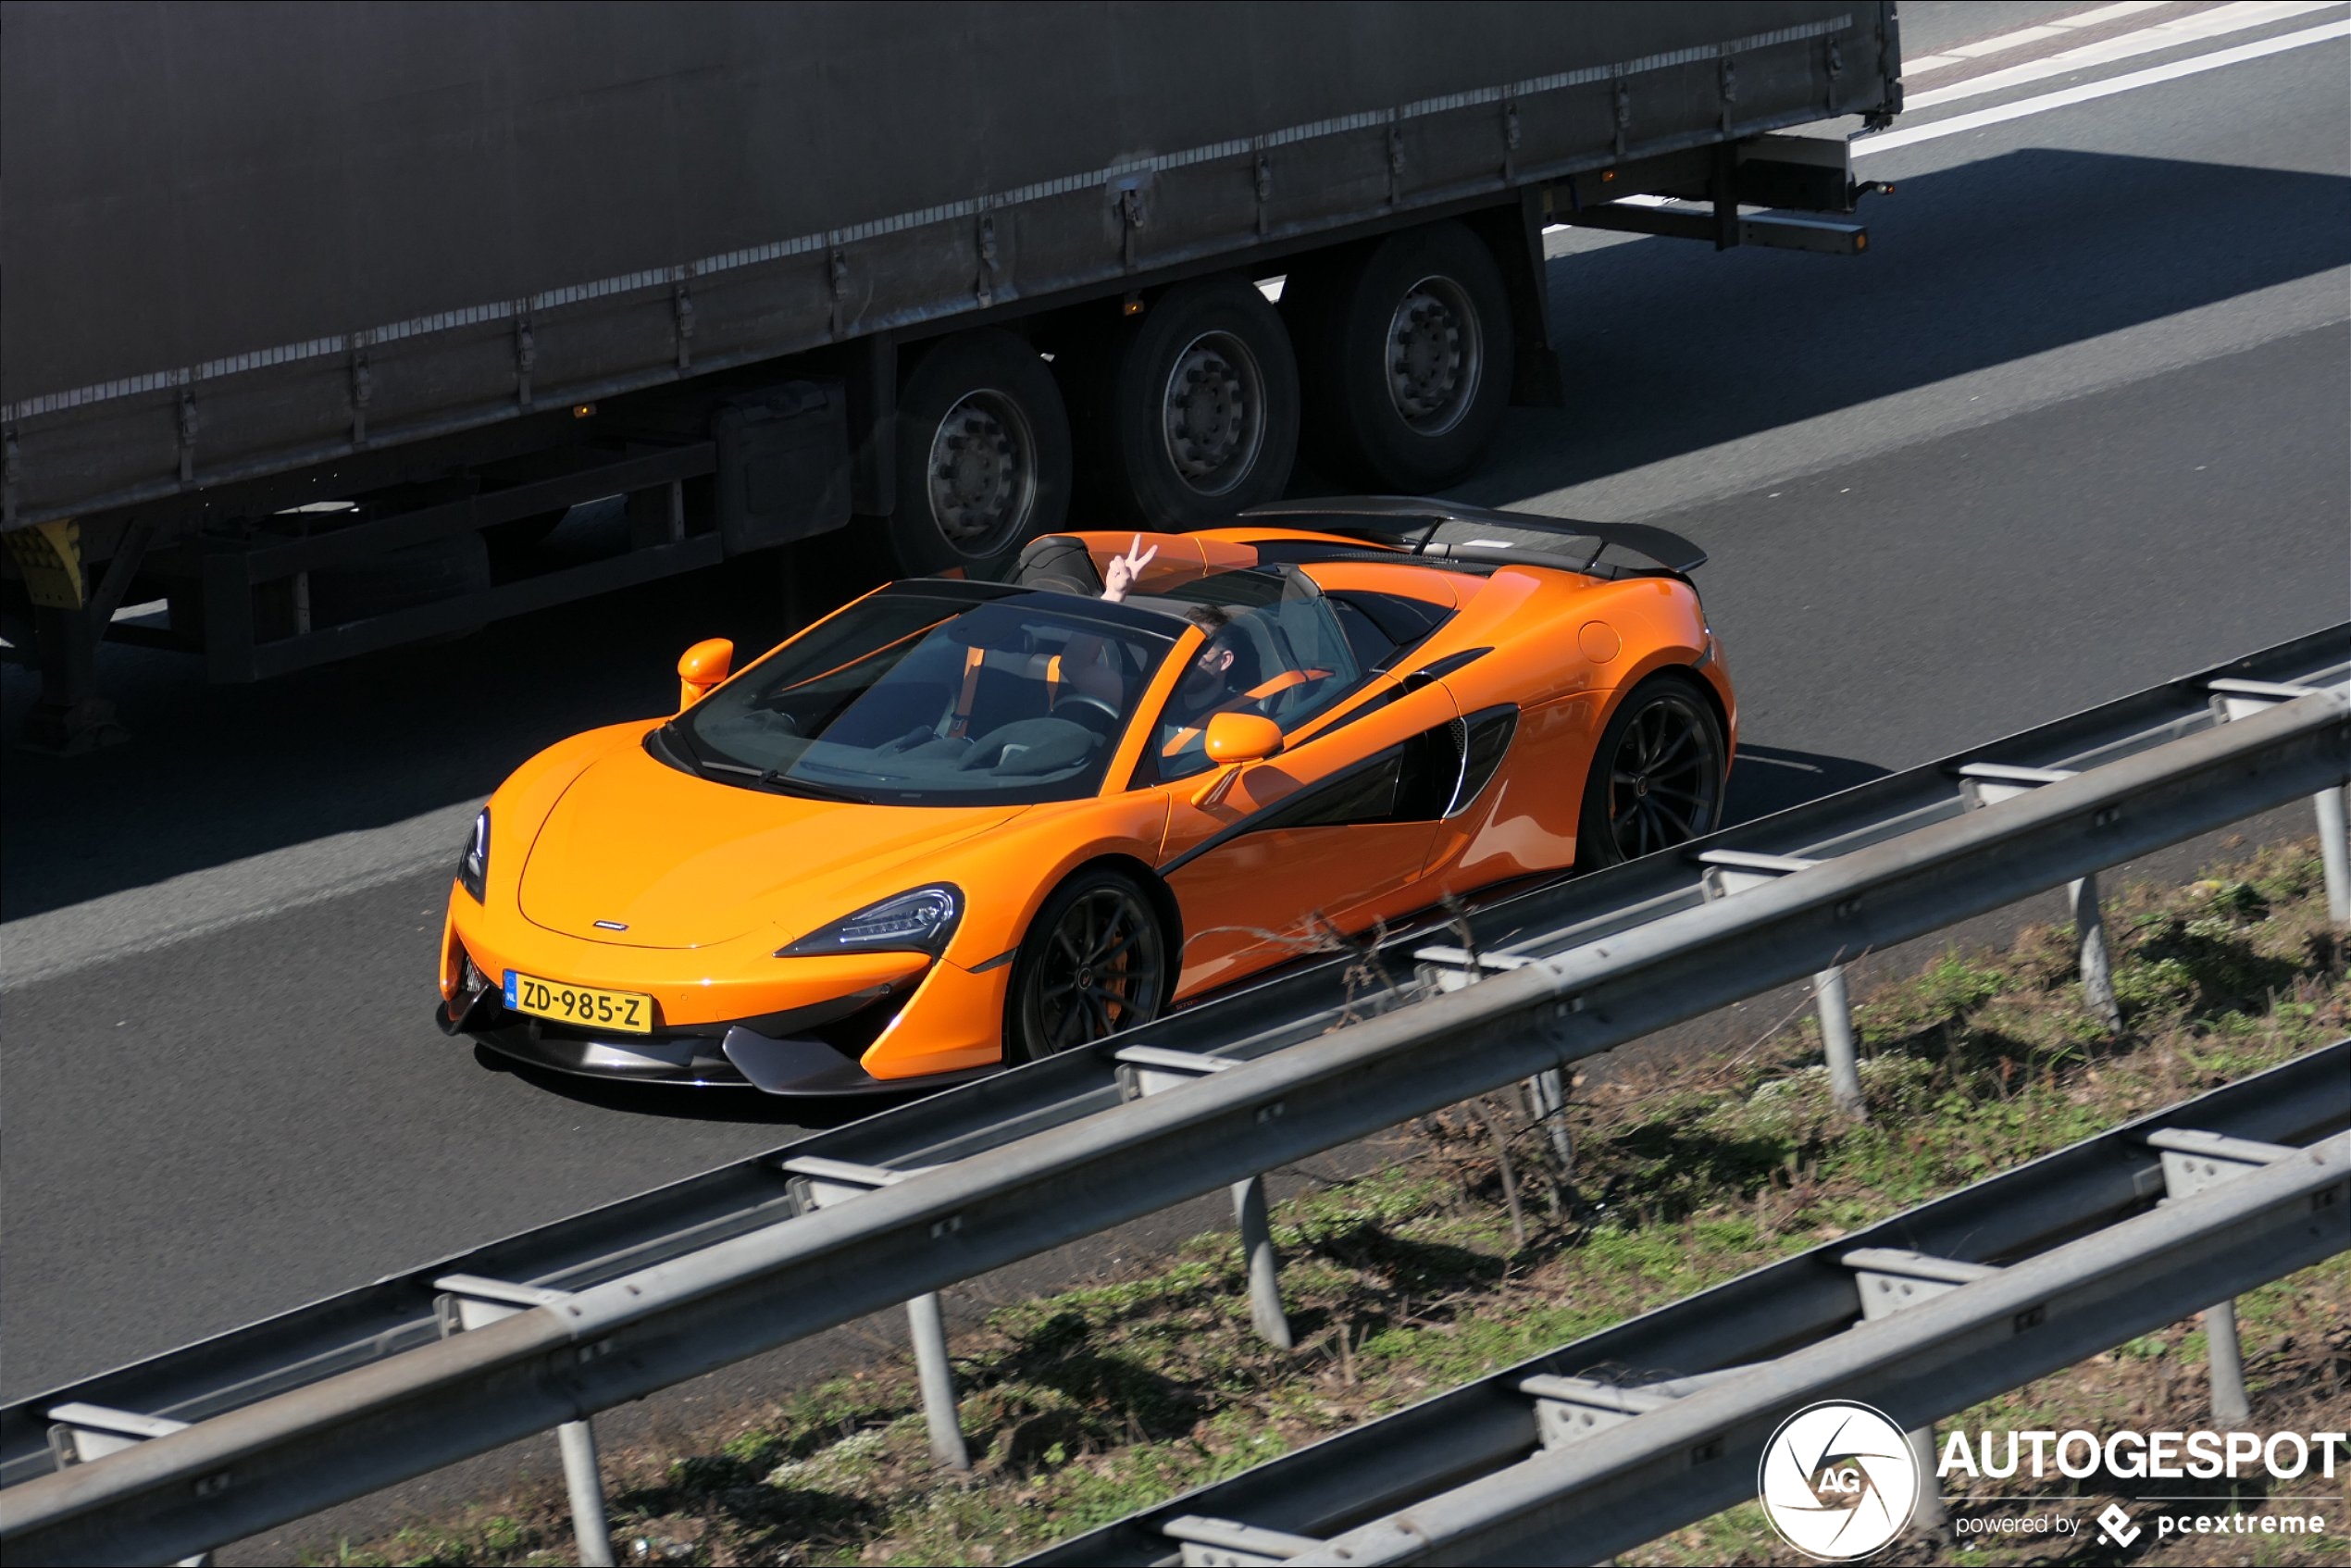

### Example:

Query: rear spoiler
xmin=1235 ymin=495 xmax=1707 ymax=578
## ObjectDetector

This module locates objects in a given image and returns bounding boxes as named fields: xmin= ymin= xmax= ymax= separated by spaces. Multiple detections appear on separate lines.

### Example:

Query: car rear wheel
xmin=1575 ymin=674 xmax=1726 ymax=870
xmin=1007 ymin=868 xmax=1170 ymax=1063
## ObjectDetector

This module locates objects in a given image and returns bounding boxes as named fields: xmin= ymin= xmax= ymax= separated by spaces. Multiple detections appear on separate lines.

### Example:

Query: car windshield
xmin=667 ymin=584 xmax=1176 ymax=805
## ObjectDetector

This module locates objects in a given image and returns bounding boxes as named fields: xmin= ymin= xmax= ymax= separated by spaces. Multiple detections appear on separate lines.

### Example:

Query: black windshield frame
xmin=665 ymin=581 xmax=1184 ymax=806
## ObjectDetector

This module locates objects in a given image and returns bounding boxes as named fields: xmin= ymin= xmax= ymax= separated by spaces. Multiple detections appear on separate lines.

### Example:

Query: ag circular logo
xmin=1757 ymin=1400 xmax=1919 ymax=1561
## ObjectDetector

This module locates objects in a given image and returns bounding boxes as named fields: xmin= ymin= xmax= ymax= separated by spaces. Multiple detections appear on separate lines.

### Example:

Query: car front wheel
xmin=1007 ymin=868 xmax=1170 ymax=1063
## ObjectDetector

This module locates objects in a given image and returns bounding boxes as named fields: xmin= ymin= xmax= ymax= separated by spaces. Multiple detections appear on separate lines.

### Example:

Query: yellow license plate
xmin=504 ymin=971 xmax=653 ymax=1035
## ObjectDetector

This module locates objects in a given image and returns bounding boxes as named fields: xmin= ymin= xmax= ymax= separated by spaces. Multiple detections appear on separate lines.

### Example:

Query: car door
xmin=1151 ymin=668 xmax=1463 ymax=1001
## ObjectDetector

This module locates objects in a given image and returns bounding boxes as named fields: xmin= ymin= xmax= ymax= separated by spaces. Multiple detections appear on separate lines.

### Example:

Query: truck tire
xmin=888 ymin=329 xmax=1072 ymax=579
xmin=1285 ymin=220 xmax=1513 ymax=492
xmin=1073 ymin=275 xmax=1300 ymax=527
xmin=307 ymin=529 xmax=491 ymax=636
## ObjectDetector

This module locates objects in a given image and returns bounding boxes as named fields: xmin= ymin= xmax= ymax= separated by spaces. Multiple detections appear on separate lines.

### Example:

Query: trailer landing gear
xmin=6 ymin=519 xmax=148 ymax=754
xmin=22 ymin=606 xmax=126 ymax=754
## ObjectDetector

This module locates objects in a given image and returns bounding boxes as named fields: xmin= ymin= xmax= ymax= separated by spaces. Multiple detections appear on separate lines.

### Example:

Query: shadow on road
xmin=4 ymin=151 xmax=2343 ymax=922
xmin=478 ymin=1042 xmax=935 ymax=1127
xmin=1725 ymin=744 xmax=1893 ymax=826
xmin=1458 ymin=148 xmax=2351 ymax=507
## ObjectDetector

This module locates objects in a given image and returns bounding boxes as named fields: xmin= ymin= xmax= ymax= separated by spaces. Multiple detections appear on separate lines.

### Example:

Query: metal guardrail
xmin=4 ymin=628 xmax=2341 ymax=1500
xmin=1 ymin=629 xmax=2344 ymax=1563
xmin=1035 ymin=1042 xmax=2351 ymax=1565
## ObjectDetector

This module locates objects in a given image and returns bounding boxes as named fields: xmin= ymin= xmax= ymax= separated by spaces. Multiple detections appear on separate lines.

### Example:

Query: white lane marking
xmin=1556 ymin=18 xmax=2345 ymax=214
xmin=1947 ymin=24 xmax=2075 ymax=57
xmin=1860 ymin=17 xmax=2350 ymax=154
xmin=1907 ymin=1 xmax=2344 ymax=106
xmin=1906 ymin=2 xmax=2173 ymax=74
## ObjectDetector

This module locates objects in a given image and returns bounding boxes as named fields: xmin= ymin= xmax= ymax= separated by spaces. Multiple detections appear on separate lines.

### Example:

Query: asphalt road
xmin=3 ymin=0 xmax=2345 ymax=1475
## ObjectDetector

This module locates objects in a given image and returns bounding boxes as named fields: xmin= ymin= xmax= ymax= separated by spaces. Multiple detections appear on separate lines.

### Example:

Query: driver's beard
xmin=1177 ymin=668 xmax=1223 ymax=712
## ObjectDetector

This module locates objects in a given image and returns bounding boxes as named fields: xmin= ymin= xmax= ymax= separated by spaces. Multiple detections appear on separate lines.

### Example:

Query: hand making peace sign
xmin=1100 ymin=534 xmax=1159 ymax=603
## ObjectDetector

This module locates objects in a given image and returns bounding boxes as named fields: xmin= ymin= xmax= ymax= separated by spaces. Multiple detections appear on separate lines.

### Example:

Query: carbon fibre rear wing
xmin=1235 ymin=495 xmax=1707 ymax=579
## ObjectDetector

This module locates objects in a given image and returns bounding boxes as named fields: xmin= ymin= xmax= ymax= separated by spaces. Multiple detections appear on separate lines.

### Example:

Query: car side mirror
xmin=1203 ymin=712 xmax=1283 ymax=764
xmin=1190 ymin=713 xmax=1283 ymax=807
xmin=677 ymin=638 xmax=734 ymax=712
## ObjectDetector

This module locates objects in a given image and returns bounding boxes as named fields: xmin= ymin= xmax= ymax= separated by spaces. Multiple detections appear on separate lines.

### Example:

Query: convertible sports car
xmin=436 ymin=497 xmax=1735 ymax=1093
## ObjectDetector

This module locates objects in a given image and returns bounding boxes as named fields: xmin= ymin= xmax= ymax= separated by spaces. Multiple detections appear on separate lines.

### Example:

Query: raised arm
xmin=1100 ymin=534 xmax=1159 ymax=604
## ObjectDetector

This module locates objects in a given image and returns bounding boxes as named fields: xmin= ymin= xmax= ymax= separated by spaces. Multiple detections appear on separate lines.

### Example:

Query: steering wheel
xmin=1053 ymin=692 xmax=1122 ymax=729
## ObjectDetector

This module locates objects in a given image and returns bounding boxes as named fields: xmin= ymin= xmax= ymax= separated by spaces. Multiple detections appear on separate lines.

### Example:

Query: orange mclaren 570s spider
xmin=436 ymin=498 xmax=1735 ymax=1095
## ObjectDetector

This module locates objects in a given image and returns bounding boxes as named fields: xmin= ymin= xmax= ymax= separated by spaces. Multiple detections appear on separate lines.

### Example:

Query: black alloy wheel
xmin=1576 ymin=676 xmax=1726 ymax=870
xmin=1009 ymin=869 xmax=1169 ymax=1063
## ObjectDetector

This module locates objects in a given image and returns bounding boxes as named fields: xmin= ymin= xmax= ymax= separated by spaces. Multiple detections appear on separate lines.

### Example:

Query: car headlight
xmin=457 ymin=808 xmax=490 ymax=902
xmin=777 ymin=884 xmax=962 ymax=957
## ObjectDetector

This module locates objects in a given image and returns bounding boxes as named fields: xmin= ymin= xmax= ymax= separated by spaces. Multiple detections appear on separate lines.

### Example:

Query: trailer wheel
xmin=889 ymin=329 xmax=1071 ymax=578
xmin=1286 ymin=221 xmax=1513 ymax=492
xmin=1075 ymin=276 xmax=1300 ymax=527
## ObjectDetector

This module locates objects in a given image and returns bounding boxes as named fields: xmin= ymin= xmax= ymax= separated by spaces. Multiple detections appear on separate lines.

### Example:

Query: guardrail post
xmin=2200 ymin=1300 xmax=2251 ymax=1427
xmin=2318 ymin=786 xmax=2351 ymax=926
xmin=1903 ymin=1425 xmax=1947 ymax=1533
xmin=1523 ymin=1064 xmax=1574 ymax=1171
xmin=555 ymin=1420 xmax=614 ymax=1567
xmin=1811 ymin=964 xmax=1864 ymax=1117
xmin=780 ymin=1159 xmax=970 ymax=1469
xmin=1958 ymin=765 xmax=2127 ymax=1031
xmin=43 ymin=1405 xmax=212 ymax=1566
xmin=1696 ymin=852 xmax=1867 ymax=1117
xmin=2067 ymin=871 xmax=2123 ymax=1032
xmin=2211 ymin=680 xmax=2351 ymax=925
xmin=1414 ymin=948 xmax=1577 ymax=1167
xmin=903 ymin=1291 xmax=969 ymax=1470
xmin=433 ymin=1276 xmax=615 ymax=1566
xmin=2146 ymin=1129 xmax=2296 ymax=1426
xmin=1841 ymin=1249 xmax=2004 ymax=1537
xmin=1117 ymin=1045 xmax=1293 ymax=1350
xmin=1229 ymin=1175 xmax=1291 ymax=1351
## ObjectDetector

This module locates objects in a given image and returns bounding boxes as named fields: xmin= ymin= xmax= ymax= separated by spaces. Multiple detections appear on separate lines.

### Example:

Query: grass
xmin=324 ymin=837 xmax=2349 ymax=1567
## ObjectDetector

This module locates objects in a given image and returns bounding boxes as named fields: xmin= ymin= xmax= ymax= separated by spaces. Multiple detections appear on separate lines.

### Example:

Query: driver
xmin=1151 ymin=604 xmax=1265 ymax=770
xmin=1097 ymin=537 xmax=1263 ymax=765
xmin=1163 ymin=606 xmax=1250 ymax=719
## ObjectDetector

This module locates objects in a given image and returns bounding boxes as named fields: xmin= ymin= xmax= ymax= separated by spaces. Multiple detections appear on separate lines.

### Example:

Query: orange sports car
xmin=435 ymin=498 xmax=1735 ymax=1094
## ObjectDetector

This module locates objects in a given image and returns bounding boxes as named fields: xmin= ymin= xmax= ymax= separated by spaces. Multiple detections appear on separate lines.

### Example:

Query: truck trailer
xmin=0 ymin=0 xmax=1899 ymax=749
